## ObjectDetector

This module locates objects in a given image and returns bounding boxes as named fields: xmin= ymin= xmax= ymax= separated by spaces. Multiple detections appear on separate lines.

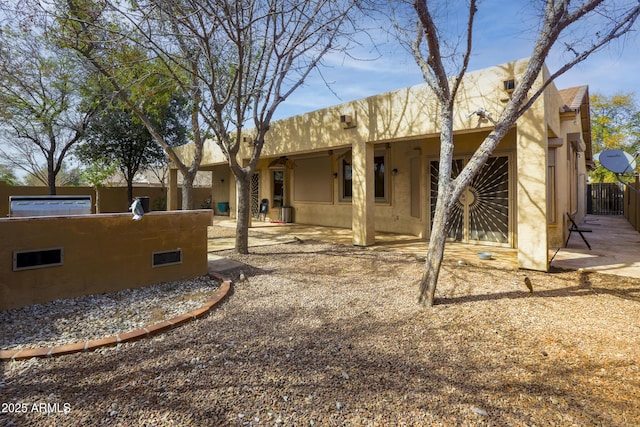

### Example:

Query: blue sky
xmin=276 ymin=1 xmax=640 ymax=120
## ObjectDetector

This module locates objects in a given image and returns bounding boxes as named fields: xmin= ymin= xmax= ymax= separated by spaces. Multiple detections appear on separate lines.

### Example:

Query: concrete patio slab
xmin=550 ymin=215 xmax=640 ymax=278
xmin=207 ymin=254 xmax=247 ymax=273
xmin=209 ymin=217 xmax=518 ymax=271
xmin=209 ymin=215 xmax=640 ymax=279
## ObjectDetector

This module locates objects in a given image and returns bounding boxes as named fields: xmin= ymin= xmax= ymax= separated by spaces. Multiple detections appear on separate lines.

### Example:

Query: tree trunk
xmin=94 ymin=187 xmax=101 ymax=213
xmin=419 ymin=107 xmax=455 ymax=306
xmin=181 ymin=172 xmax=195 ymax=210
xmin=419 ymin=201 xmax=450 ymax=306
xmin=235 ymin=173 xmax=251 ymax=254
xmin=47 ymin=162 xmax=56 ymax=195
xmin=126 ymin=180 xmax=134 ymax=206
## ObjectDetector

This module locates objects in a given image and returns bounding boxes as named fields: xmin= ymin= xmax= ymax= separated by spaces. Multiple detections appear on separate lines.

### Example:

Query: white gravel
xmin=0 ymin=276 xmax=220 ymax=350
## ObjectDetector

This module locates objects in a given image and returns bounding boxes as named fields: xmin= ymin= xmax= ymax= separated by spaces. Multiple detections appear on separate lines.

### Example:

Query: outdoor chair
xmin=565 ymin=213 xmax=592 ymax=250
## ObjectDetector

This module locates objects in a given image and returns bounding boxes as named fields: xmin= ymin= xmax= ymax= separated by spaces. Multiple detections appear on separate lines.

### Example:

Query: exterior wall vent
xmin=13 ymin=248 xmax=64 ymax=271
xmin=152 ymin=249 xmax=182 ymax=267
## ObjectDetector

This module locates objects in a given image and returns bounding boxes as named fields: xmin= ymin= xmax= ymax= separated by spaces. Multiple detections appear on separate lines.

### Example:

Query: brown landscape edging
xmin=0 ymin=275 xmax=232 ymax=362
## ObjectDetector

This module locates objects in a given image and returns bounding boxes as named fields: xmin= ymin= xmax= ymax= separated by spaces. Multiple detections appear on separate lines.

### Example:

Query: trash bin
xmin=135 ymin=196 xmax=150 ymax=213
xmin=217 ymin=202 xmax=229 ymax=214
xmin=281 ymin=206 xmax=292 ymax=223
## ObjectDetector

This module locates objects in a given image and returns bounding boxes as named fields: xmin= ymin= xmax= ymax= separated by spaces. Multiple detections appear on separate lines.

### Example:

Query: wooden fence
xmin=623 ymin=179 xmax=640 ymax=232
xmin=587 ymin=183 xmax=624 ymax=215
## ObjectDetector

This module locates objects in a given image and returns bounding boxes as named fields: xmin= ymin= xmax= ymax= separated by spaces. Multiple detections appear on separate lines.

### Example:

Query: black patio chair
xmin=565 ymin=213 xmax=592 ymax=250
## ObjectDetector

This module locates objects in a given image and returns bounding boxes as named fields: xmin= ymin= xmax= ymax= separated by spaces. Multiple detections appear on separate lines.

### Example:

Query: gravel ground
xmin=0 ymin=277 xmax=220 ymax=351
xmin=1 ymin=237 xmax=639 ymax=426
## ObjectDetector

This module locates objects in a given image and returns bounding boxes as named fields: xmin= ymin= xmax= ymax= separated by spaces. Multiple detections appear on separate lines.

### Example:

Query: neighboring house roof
xmin=559 ymin=85 xmax=593 ymax=166
xmin=559 ymin=85 xmax=588 ymax=111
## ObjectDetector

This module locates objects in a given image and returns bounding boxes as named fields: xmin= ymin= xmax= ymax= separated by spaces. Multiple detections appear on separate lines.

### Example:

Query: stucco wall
xmin=247 ymin=129 xmax=517 ymax=239
xmin=0 ymin=210 xmax=211 ymax=311
xmin=171 ymin=58 xmax=591 ymax=271
xmin=176 ymin=59 xmax=531 ymax=168
xmin=0 ymin=183 xmax=214 ymax=217
xmin=260 ymin=60 xmax=528 ymax=159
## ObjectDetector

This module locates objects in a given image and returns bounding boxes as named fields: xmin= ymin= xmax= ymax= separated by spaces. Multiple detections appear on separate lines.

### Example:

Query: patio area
xmin=549 ymin=214 xmax=640 ymax=277
xmin=208 ymin=214 xmax=640 ymax=278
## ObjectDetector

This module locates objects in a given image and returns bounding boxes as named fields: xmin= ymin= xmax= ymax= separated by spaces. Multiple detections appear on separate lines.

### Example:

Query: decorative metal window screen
xmin=251 ymin=173 xmax=260 ymax=217
xmin=468 ymin=156 xmax=509 ymax=243
xmin=430 ymin=156 xmax=509 ymax=244
xmin=430 ymin=159 xmax=465 ymax=241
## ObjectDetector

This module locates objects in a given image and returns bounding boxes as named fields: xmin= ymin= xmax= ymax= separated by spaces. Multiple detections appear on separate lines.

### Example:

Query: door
xmin=430 ymin=155 xmax=510 ymax=245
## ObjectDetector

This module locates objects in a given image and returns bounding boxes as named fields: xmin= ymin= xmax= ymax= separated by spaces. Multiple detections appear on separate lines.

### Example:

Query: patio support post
xmin=167 ymin=168 xmax=179 ymax=210
xmin=352 ymin=139 xmax=375 ymax=246
xmin=516 ymin=105 xmax=549 ymax=271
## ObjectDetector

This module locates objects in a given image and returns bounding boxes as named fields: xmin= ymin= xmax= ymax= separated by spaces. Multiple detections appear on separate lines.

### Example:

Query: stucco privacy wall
xmin=0 ymin=183 xmax=213 ymax=217
xmin=0 ymin=210 xmax=211 ymax=311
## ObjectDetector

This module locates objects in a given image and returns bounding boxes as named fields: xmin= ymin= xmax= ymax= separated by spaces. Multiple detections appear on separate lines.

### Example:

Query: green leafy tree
xmin=81 ymin=159 xmax=117 ymax=213
xmin=76 ymin=92 xmax=187 ymax=206
xmin=590 ymin=92 xmax=640 ymax=182
xmin=0 ymin=6 xmax=98 ymax=194
xmin=0 ymin=163 xmax=20 ymax=185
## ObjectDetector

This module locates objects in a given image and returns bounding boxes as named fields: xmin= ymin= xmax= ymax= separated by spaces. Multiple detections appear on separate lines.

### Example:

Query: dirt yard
xmin=1 ymin=238 xmax=639 ymax=426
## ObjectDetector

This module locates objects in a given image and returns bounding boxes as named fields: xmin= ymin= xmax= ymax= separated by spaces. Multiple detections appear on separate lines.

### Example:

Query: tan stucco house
xmin=170 ymin=58 xmax=592 ymax=272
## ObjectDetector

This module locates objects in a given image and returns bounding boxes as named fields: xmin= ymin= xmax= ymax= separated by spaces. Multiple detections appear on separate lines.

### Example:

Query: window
xmin=272 ymin=170 xmax=284 ymax=207
xmin=340 ymin=152 xmax=388 ymax=202
xmin=342 ymin=159 xmax=352 ymax=199
xmin=503 ymin=79 xmax=515 ymax=92
xmin=374 ymin=155 xmax=386 ymax=200
xmin=547 ymin=149 xmax=557 ymax=224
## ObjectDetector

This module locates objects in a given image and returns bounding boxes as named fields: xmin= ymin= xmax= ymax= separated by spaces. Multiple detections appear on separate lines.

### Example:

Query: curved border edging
xmin=0 ymin=275 xmax=232 ymax=362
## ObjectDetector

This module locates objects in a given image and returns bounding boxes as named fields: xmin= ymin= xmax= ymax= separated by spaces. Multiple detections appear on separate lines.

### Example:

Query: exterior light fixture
xmin=466 ymin=108 xmax=496 ymax=125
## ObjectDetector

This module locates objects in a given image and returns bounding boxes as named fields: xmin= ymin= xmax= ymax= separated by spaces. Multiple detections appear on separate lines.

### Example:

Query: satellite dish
xmin=598 ymin=149 xmax=637 ymax=174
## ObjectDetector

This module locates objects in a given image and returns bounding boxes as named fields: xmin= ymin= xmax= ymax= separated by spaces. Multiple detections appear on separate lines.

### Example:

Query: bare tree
xmin=54 ymin=0 xmax=362 ymax=245
xmin=52 ymin=0 xmax=206 ymax=209
xmin=392 ymin=0 xmax=640 ymax=306
xmin=59 ymin=0 xmax=362 ymax=253
xmin=143 ymin=0 xmax=364 ymax=253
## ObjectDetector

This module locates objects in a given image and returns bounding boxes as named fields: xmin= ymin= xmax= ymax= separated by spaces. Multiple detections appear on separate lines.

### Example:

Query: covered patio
xmin=208 ymin=215 xmax=640 ymax=279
